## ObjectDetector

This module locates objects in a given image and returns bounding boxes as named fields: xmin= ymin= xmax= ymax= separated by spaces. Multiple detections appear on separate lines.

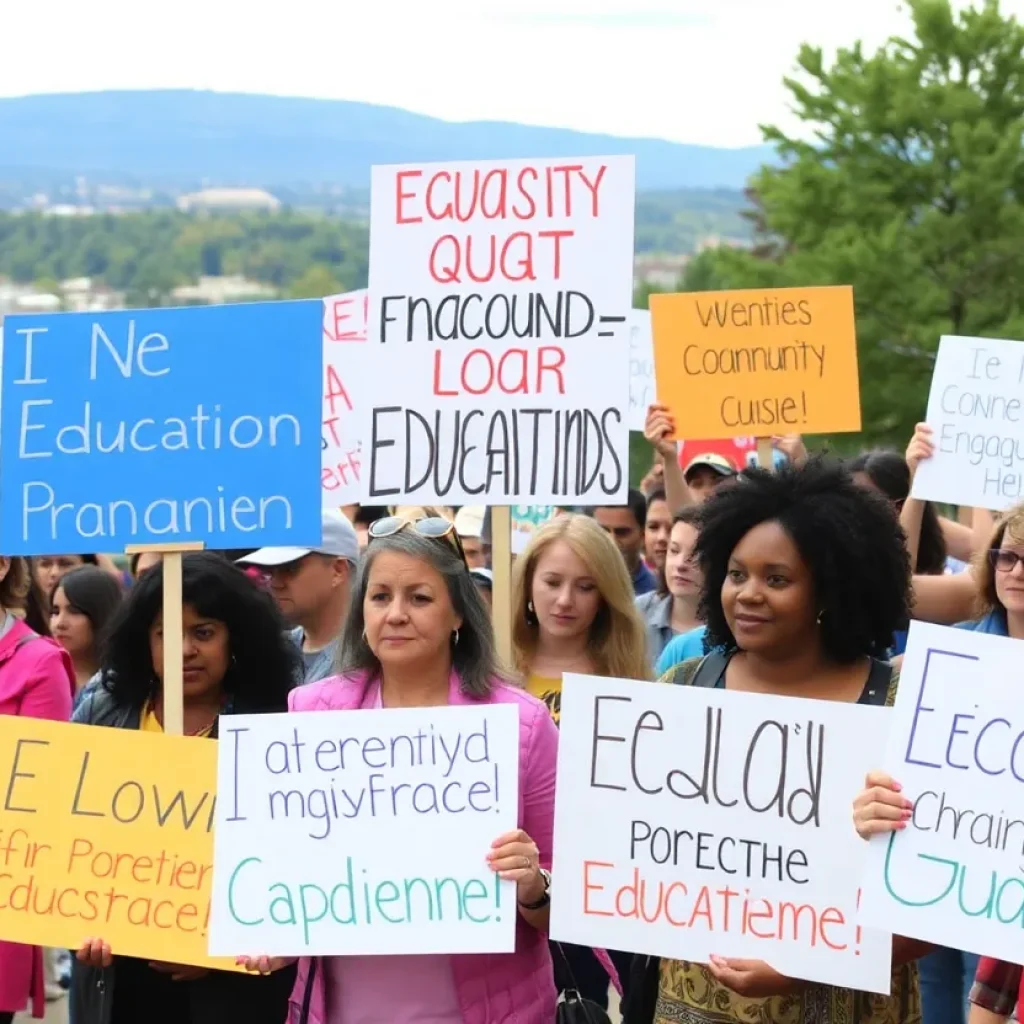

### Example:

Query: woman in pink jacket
xmin=241 ymin=511 xmax=563 ymax=1023
xmin=0 ymin=555 xmax=75 ymax=1022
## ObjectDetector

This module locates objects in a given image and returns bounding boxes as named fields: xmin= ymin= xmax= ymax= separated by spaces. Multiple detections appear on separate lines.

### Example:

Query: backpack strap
xmin=859 ymin=659 xmax=893 ymax=706
xmin=666 ymin=650 xmax=730 ymax=688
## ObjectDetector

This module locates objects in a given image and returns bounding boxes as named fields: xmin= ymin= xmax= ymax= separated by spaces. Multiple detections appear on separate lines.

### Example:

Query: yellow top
xmin=525 ymin=674 xmax=562 ymax=725
xmin=139 ymin=701 xmax=214 ymax=737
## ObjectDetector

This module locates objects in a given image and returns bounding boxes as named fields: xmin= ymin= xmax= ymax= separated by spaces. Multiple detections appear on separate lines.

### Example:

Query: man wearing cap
xmin=683 ymin=452 xmax=738 ymax=503
xmin=240 ymin=510 xmax=359 ymax=685
xmin=454 ymin=505 xmax=489 ymax=570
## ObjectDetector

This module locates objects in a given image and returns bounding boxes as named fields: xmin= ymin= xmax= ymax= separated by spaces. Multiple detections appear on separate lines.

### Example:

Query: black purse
xmin=553 ymin=943 xmax=614 ymax=1024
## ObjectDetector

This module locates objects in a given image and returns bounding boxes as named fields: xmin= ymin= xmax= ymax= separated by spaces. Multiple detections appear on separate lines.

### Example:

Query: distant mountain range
xmin=0 ymin=90 xmax=774 ymax=192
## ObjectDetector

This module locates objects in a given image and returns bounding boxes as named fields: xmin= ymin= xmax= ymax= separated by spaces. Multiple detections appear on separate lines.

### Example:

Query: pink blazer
xmin=284 ymin=669 xmax=612 ymax=1024
xmin=0 ymin=619 xmax=74 ymax=1017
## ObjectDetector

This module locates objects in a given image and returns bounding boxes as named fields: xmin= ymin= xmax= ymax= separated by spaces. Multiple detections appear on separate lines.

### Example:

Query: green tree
xmin=684 ymin=0 xmax=1024 ymax=447
xmin=288 ymin=263 xmax=343 ymax=298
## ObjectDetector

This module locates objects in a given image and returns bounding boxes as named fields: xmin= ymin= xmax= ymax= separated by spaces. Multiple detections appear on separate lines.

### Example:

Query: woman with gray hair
xmin=239 ymin=509 xmax=562 ymax=1023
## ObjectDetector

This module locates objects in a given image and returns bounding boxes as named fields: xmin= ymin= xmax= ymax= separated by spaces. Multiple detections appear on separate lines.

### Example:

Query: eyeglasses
xmin=988 ymin=549 xmax=1024 ymax=574
xmin=368 ymin=515 xmax=468 ymax=567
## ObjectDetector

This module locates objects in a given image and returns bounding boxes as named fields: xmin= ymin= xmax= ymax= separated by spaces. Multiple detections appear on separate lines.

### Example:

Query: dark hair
xmin=24 ymin=579 xmax=51 ymax=636
xmin=696 ymin=457 xmax=910 ymax=663
xmin=101 ymin=552 xmax=297 ymax=712
xmin=339 ymin=527 xmax=502 ymax=698
xmin=52 ymin=566 xmax=123 ymax=654
xmin=592 ymin=489 xmax=648 ymax=529
xmin=0 ymin=557 xmax=31 ymax=613
xmin=847 ymin=449 xmax=946 ymax=575
xmin=646 ymin=488 xmax=667 ymax=511
xmin=354 ymin=506 xmax=389 ymax=526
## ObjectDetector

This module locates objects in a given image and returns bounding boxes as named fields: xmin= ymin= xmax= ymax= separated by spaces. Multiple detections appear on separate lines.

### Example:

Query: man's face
xmin=687 ymin=467 xmax=729 ymax=503
xmin=593 ymin=507 xmax=644 ymax=571
xmin=459 ymin=535 xmax=489 ymax=570
xmin=644 ymin=499 xmax=672 ymax=570
xmin=268 ymin=554 xmax=348 ymax=626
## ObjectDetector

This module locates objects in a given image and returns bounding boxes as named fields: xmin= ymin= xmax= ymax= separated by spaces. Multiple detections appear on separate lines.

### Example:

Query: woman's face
xmin=149 ymin=603 xmax=231 ymax=701
xmin=34 ymin=555 xmax=86 ymax=600
xmin=530 ymin=540 xmax=602 ymax=643
xmin=644 ymin=499 xmax=672 ymax=571
xmin=50 ymin=585 xmax=94 ymax=659
xmin=721 ymin=520 xmax=816 ymax=655
xmin=363 ymin=551 xmax=461 ymax=671
xmin=665 ymin=522 xmax=702 ymax=599
xmin=993 ymin=531 xmax=1024 ymax=615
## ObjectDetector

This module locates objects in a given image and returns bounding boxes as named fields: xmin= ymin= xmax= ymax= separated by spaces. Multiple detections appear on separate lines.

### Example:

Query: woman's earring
xmin=816 ymin=609 xmax=825 ymax=625
xmin=452 ymin=629 xmax=460 ymax=646
xmin=526 ymin=600 xmax=537 ymax=626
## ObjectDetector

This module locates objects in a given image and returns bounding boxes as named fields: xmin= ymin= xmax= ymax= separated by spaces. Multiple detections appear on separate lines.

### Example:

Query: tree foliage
xmin=682 ymin=0 xmax=1024 ymax=447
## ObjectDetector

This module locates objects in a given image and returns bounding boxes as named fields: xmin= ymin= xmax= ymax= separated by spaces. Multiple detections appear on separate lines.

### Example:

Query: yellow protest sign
xmin=0 ymin=714 xmax=237 ymax=969
xmin=649 ymin=285 xmax=861 ymax=438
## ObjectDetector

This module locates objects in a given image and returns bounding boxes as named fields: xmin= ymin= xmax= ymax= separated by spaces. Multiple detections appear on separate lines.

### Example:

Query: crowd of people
xmin=0 ymin=400 xmax=1017 ymax=1024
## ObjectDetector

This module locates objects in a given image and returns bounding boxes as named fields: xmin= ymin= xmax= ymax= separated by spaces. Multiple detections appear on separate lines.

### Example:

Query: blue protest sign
xmin=0 ymin=301 xmax=322 ymax=555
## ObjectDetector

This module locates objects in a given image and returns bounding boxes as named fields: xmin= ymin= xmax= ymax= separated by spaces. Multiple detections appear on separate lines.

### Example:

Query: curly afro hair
xmin=696 ymin=457 xmax=911 ymax=663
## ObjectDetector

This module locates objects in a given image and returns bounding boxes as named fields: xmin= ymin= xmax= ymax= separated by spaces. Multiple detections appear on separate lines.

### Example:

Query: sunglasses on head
xmin=368 ymin=515 xmax=468 ymax=567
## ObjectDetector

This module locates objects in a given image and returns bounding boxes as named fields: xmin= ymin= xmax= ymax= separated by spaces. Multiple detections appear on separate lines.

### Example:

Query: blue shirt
xmin=656 ymin=626 xmax=709 ymax=676
xmin=632 ymin=560 xmax=657 ymax=596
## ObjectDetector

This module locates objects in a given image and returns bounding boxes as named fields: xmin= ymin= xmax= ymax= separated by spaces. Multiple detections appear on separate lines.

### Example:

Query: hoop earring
xmin=816 ymin=609 xmax=825 ymax=625
xmin=526 ymin=600 xmax=538 ymax=626
xmin=452 ymin=629 xmax=460 ymax=646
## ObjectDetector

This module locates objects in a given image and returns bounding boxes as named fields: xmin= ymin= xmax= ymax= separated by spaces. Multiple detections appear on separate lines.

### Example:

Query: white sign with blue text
xmin=860 ymin=621 xmax=1024 ymax=962
xmin=0 ymin=302 xmax=322 ymax=554
xmin=209 ymin=704 xmax=520 ymax=957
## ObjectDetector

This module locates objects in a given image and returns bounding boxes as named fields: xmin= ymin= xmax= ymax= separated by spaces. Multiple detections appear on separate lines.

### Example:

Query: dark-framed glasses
xmin=988 ymin=549 xmax=1024 ymax=574
xmin=368 ymin=515 xmax=468 ymax=567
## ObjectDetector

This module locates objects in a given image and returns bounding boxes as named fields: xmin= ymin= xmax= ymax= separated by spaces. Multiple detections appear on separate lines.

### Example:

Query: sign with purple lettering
xmin=551 ymin=676 xmax=893 ymax=992
xmin=912 ymin=334 xmax=1024 ymax=510
xmin=860 ymin=622 xmax=1024 ymax=960
xmin=209 ymin=705 xmax=519 ymax=956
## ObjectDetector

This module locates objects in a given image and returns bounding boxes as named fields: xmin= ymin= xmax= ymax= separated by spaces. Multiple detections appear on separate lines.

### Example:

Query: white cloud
xmin=2 ymin=0 xmax=1022 ymax=147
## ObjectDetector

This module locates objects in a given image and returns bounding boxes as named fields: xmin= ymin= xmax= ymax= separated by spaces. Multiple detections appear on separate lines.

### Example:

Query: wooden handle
xmin=490 ymin=506 xmax=512 ymax=669
xmin=161 ymin=551 xmax=185 ymax=736
xmin=756 ymin=438 xmax=773 ymax=469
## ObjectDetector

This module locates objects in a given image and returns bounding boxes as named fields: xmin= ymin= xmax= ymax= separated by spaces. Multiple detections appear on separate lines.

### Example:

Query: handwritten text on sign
xmin=0 ymin=301 xmax=323 ymax=554
xmin=210 ymin=705 xmax=520 ymax=956
xmin=860 ymin=623 xmax=1024 ymax=962
xmin=649 ymin=286 xmax=861 ymax=439
xmin=363 ymin=157 xmax=635 ymax=504
xmin=629 ymin=310 xmax=655 ymax=432
xmin=321 ymin=291 xmax=368 ymax=506
xmin=911 ymin=336 xmax=1024 ymax=510
xmin=0 ymin=716 xmax=235 ymax=969
xmin=551 ymin=676 xmax=892 ymax=993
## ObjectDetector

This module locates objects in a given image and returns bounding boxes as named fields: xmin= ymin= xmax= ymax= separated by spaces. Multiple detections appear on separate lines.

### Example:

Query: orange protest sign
xmin=0 ymin=715 xmax=237 ymax=969
xmin=649 ymin=285 xmax=861 ymax=438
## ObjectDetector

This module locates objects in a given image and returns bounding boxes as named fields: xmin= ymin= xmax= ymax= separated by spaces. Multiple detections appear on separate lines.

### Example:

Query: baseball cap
xmin=683 ymin=453 xmax=738 ymax=481
xmin=470 ymin=567 xmax=493 ymax=588
xmin=454 ymin=506 xmax=486 ymax=538
xmin=239 ymin=510 xmax=360 ymax=567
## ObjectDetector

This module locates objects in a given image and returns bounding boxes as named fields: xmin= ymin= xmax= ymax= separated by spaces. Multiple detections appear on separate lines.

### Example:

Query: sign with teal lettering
xmin=860 ymin=621 xmax=1024 ymax=962
xmin=0 ymin=301 xmax=322 ymax=554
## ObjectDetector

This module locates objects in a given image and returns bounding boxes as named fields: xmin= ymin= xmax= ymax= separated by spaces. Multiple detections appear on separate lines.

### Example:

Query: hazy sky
xmin=4 ymin=0 xmax=1021 ymax=147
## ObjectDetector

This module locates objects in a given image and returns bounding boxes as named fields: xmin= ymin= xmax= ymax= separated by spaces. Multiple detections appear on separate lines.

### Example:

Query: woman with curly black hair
xmin=70 ymin=552 xmax=299 ymax=1024
xmin=626 ymin=458 xmax=927 ymax=1024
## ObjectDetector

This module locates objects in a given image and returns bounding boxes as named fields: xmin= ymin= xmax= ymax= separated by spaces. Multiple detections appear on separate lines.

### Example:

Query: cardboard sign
xmin=321 ymin=291 xmax=368 ymax=506
xmin=0 ymin=717 xmax=235 ymax=969
xmin=210 ymin=705 xmax=520 ymax=956
xmin=860 ymin=622 xmax=1024 ymax=961
xmin=912 ymin=335 xmax=1024 ymax=510
xmin=361 ymin=156 xmax=635 ymax=504
xmin=551 ymin=676 xmax=893 ymax=993
xmin=650 ymin=286 xmax=861 ymax=439
xmin=629 ymin=310 xmax=655 ymax=432
xmin=0 ymin=301 xmax=322 ymax=554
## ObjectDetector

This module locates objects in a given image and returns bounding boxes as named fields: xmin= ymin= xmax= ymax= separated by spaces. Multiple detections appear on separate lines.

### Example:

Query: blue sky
xmin=3 ymin=0 xmax=1022 ymax=147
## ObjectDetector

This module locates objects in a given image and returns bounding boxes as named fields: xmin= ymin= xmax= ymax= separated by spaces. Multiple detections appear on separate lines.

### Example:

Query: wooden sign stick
xmin=490 ymin=506 xmax=512 ymax=667
xmin=756 ymin=437 xmax=774 ymax=470
xmin=125 ymin=542 xmax=204 ymax=737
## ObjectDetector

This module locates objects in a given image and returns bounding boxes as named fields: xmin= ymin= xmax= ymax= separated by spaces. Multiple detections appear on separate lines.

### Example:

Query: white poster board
xmin=362 ymin=156 xmax=635 ymax=505
xmin=628 ymin=309 xmax=655 ymax=431
xmin=321 ymin=290 xmax=367 ymax=506
xmin=860 ymin=622 xmax=1024 ymax=961
xmin=551 ymin=675 xmax=893 ymax=993
xmin=912 ymin=334 xmax=1024 ymax=510
xmin=210 ymin=704 xmax=519 ymax=957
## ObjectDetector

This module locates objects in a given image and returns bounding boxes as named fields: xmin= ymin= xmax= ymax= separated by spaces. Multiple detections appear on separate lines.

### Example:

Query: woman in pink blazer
xmin=0 ymin=556 xmax=74 ymax=1022
xmin=240 ymin=511 xmax=599 ymax=1023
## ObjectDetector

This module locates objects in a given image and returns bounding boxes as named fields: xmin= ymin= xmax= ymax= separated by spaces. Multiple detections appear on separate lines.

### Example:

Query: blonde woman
xmin=511 ymin=512 xmax=649 ymax=1008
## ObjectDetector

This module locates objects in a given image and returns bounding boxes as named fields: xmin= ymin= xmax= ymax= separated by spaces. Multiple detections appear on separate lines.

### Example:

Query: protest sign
xmin=912 ymin=335 xmax=1024 ymax=509
xmin=361 ymin=156 xmax=635 ymax=504
xmin=321 ymin=290 xmax=368 ymax=506
xmin=0 ymin=301 xmax=322 ymax=555
xmin=0 ymin=715 xmax=235 ymax=969
xmin=859 ymin=622 xmax=1024 ymax=961
xmin=210 ymin=704 xmax=520 ymax=956
xmin=650 ymin=286 xmax=861 ymax=439
xmin=629 ymin=310 xmax=655 ymax=431
xmin=551 ymin=675 xmax=893 ymax=992
xmin=511 ymin=505 xmax=557 ymax=555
